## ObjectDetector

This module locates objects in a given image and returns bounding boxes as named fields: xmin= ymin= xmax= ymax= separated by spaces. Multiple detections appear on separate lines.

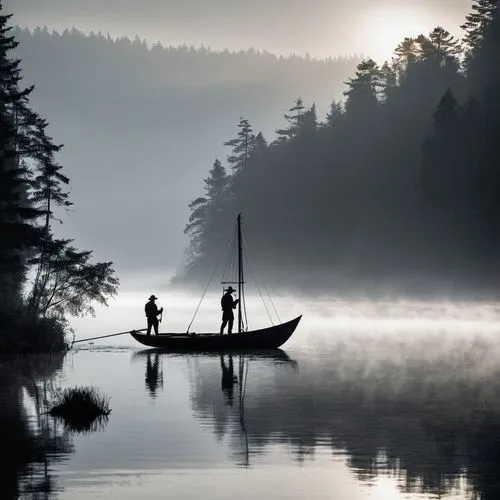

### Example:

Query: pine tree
xmin=393 ymin=38 xmax=418 ymax=76
xmin=184 ymin=159 xmax=229 ymax=263
xmin=252 ymin=132 xmax=267 ymax=154
xmin=463 ymin=0 xmax=500 ymax=88
xmin=462 ymin=0 xmax=499 ymax=63
xmin=0 ymin=6 xmax=40 ymax=313
xmin=432 ymin=88 xmax=461 ymax=137
xmin=224 ymin=118 xmax=254 ymax=172
xmin=421 ymin=89 xmax=466 ymax=237
xmin=0 ymin=7 xmax=119 ymax=344
xmin=275 ymin=98 xmax=306 ymax=142
xmin=416 ymin=29 xmax=461 ymax=68
xmin=380 ymin=61 xmax=398 ymax=101
xmin=300 ymin=102 xmax=318 ymax=136
xmin=23 ymin=111 xmax=72 ymax=315
xmin=325 ymin=100 xmax=343 ymax=127
xmin=344 ymin=59 xmax=382 ymax=116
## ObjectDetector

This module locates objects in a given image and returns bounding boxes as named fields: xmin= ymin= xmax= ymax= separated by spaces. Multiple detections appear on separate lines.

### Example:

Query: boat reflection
xmin=220 ymin=354 xmax=238 ymax=406
xmin=185 ymin=346 xmax=500 ymax=499
xmin=185 ymin=350 xmax=299 ymax=467
xmin=145 ymin=353 xmax=164 ymax=398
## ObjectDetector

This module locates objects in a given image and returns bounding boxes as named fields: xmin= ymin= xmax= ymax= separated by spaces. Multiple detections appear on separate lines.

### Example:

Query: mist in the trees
xmin=179 ymin=1 xmax=500 ymax=298
xmin=10 ymin=27 xmax=359 ymax=277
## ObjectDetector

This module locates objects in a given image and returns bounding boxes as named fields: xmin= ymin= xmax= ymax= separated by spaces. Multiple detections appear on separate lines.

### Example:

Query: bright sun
xmin=361 ymin=7 xmax=432 ymax=63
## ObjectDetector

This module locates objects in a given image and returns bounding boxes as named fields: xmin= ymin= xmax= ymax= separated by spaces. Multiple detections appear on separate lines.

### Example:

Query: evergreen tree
xmin=224 ymin=118 xmax=254 ymax=172
xmin=463 ymin=0 xmax=500 ymax=89
xmin=344 ymin=59 xmax=382 ymax=116
xmin=275 ymin=97 xmax=306 ymax=142
xmin=462 ymin=0 xmax=499 ymax=65
xmin=422 ymin=89 xmax=462 ymax=202
xmin=184 ymin=159 xmax=229 ymax=265
xmin=0 ymin=6 xmax=119 ymax=349
xmin=252 ymin=131 xmax=268 ymax=154
xmin=300 ymin=102 xmax=318 ymax=136
xmin=0 ymin=7 xmax=40 ymax=314
xmin=172 ymin=1 xmax=500 ymax=295
xmin=379 ymin=61 xmax=398 ymax=102
xmin=24 ymin=111 xmax=72 ymax=315
xmin=324 ymin=100 xmax=343 ymax=127
xmin=394 ymin=38 xmax=418 ymax=68
xmin=416 ymin=29 xmax=461 ymax=71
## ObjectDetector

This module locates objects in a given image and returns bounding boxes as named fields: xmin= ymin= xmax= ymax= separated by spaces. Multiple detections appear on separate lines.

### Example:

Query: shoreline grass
xmin=49 ymin=386 xmax=111 ymax=432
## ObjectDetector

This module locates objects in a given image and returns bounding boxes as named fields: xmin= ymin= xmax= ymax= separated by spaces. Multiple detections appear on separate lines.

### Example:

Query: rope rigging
xmin=186 ymin=229 xmax=235 ymax=333
xmin=241 ymin=225 xmax=281 ymax=325
xmin=186 ymin=215 xmax=282 ymax=332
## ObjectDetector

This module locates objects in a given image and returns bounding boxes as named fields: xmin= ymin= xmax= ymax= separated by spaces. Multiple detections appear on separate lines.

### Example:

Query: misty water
xmin=5 ymin=296 xmax=500 ymax=499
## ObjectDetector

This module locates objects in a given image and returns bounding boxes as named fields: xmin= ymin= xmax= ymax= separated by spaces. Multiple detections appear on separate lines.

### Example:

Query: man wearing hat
xmin=145 ymin=295 xmax=163 ymax=336
xmin=220 ymin=286 xmax=239 ymax=335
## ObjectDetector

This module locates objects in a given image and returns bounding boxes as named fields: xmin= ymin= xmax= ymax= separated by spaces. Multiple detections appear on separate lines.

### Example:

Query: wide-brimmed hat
xmin=226 ymin=286 xmax=236 ymax=293
xmin=149 ymin=295 xmax=158 ymax=300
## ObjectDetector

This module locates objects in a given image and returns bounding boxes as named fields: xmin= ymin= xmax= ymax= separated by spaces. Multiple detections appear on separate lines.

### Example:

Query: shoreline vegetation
xmin=0 ymin=3 xmax=119 ymax=355
xmin=49 ymin=386 xmax=111 ymax=433
xmin=2 ymin=1 xmax=500 ymax=356
xmin=176 ymin=0 xmax=500 ymax=297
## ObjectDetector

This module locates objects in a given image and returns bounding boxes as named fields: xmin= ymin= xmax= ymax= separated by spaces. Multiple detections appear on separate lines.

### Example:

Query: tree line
xmin=11 ymin=25 xmax=360 ymax=272
xmin=178 ymin=0 xmax=500 ymax=299
xmin=0 ymin=4 xmax=118 ymax=353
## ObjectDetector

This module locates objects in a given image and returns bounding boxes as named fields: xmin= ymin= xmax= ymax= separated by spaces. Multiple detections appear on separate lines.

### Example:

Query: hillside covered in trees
xmin=0 ymin=6 xmax=118 ymax=353
xmin=178 ymin=0 xmax=500 ymax=299
xmin=12 ymin=27 xmax=360 ymax=272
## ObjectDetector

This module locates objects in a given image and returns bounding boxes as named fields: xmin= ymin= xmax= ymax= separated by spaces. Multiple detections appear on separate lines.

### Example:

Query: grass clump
xmin=49 ymin=386 xmax=111 ymax=432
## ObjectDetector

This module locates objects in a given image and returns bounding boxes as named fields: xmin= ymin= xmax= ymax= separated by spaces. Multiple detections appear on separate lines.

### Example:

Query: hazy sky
xmin=7 ymin=0 xmax=472 ymax=61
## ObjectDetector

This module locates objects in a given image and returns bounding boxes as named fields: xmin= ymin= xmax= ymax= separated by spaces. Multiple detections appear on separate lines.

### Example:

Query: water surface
xmin=4 ymin=300 xmax=500 ymax=499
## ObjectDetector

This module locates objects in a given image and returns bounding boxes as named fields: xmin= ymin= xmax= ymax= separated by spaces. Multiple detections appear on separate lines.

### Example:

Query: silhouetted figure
xmin=145 ymin=353 xmax=163 ymax=398
xmin=220 ymin=286 xmax=239 ymax=335
xmin=145 ymin=295 xmax=163 ymax=335
xmin=220 ymin=354 xmax=238 ymax=406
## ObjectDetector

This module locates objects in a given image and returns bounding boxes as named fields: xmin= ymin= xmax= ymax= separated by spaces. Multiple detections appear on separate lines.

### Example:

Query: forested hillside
xmin=0 ymin=9 xmax=118 ymax=352
xmin=12 ymin=27 xmax=359 ymax=271
xmin=178 ymin=0 xmax=500 ymax=298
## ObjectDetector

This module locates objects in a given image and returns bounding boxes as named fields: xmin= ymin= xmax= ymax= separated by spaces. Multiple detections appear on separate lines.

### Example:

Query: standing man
xmin=220 ymin=286 xmax=239 ymax=335
xmin=145 ymin=295 xmax=163 ymax=336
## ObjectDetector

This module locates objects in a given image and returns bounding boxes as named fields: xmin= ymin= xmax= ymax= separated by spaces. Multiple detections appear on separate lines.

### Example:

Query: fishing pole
xmin=72 ymin=328 xmax=147 ymax=344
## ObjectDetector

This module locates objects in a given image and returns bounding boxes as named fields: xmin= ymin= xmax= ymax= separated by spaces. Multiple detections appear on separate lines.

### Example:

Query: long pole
xmin=237 ymin=214 xmax=243 ymax=333
xmin=72 ymin=329 xmax=147 ymax=344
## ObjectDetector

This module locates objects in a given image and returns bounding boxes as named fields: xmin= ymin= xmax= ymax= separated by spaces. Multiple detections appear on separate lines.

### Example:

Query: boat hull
xmin=130 ymin=315 xmax=302 ymax=352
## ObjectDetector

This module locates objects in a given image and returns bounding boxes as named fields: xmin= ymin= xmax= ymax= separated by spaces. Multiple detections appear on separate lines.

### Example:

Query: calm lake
xmin=4 ymin=296 xmax=500 ymax=499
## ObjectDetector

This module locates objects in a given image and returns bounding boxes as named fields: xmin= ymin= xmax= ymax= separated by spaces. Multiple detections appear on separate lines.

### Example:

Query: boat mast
xmin=237 ymin=214 xmax=243 ymax=333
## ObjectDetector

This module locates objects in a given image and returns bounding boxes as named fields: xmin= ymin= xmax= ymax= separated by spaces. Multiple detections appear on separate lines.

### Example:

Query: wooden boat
xmin=130 ymin=214 xmax=302 ymax=351
xmin=130 ymin=315 xmax=301 ymax=351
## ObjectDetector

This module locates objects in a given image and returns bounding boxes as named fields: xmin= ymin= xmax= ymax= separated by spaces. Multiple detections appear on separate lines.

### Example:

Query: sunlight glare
xmin=361 ymin=7 xmax=432 ymax=63
xmin=370 ymin=477 xmax=405 ymax=500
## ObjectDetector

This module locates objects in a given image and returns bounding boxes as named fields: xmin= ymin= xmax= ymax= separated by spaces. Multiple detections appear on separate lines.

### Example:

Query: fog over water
xmin=70 ymin=277 xmax=500 ymax=348
xmin=54 ymin=299 xmax=500 ymax=500
xmin=4 ymin=2 xmax=500 ymax=498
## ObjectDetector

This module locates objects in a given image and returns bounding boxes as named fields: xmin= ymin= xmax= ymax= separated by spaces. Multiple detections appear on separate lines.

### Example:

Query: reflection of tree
xmin=187 ymin=347 xmax=500 ymax=498
xmin=0 ymin=354 xmax=73 ymax=500
xmin=145 ymin=353 xmax=163 ymax=398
